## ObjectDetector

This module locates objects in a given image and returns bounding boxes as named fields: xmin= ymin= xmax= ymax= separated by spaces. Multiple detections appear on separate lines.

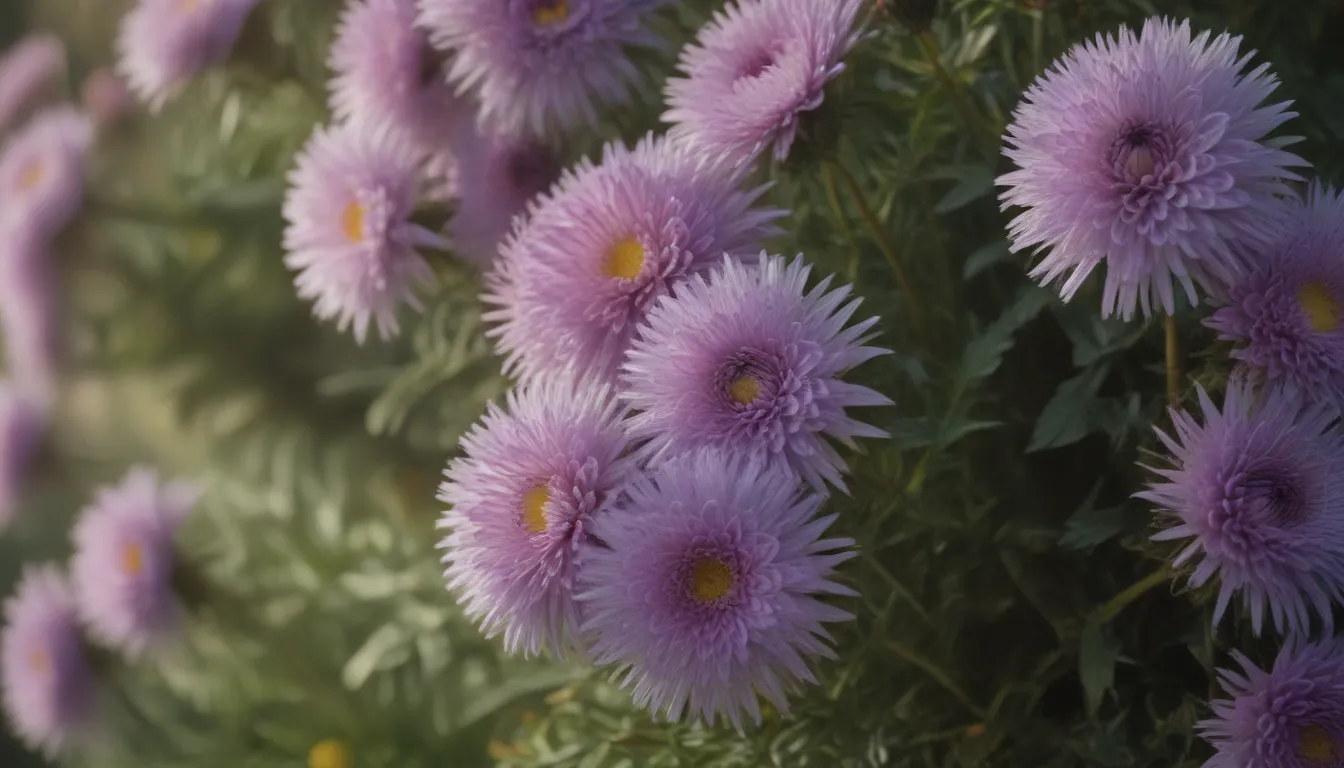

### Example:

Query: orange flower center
xmin=1298 ymin=724 xmax=1340 ymax=765
xmin=532 ymin=0 xmax=569 ymax=26
xmin=18 ymin=161 xmax=44 ymax=191
xmin=521 ymin=485 xmax=550 ymax=534
xmin=341 ymin=201 xmax=365 ymax=243
xmin=122 ymin=542 xmax=145 ymax=575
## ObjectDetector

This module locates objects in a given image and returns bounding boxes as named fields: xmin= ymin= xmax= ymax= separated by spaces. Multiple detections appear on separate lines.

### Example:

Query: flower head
xmin=0 ymin=34 xmax=65 ymax=134
xmin=0 ymin=106 xmax=92 ymax=243
xmin=1137 ymin=380 xmax=1344 ymax=636
xmin=444 ymin=122 xmax=559 ymax=266
xmin=330 ymin=0 xmax=466 ymax=151
xmin=437 ymin=376 xmax=636 ymax=657
xmin=0 ymin=383 xmax=44 ymax=529
xmin=623 ymin=253 xmax=890 ymax=492
xmin=282 ymin=122 xmax=443 ymax=343
xmin=997 ymin=17 xmax=1307 ymax=319
xmin=664 ymin=0 xmax=864 ymax=167
xmin=1 ymin=565 xmax=97 ymax=757
xmin=417 ymin=0 xmax=671 ymax=137
xmin=116 ymin=0 xmax=260 ymax=109
xmin=80 ymin=69 xmax=131 ymax=128
xmin=1200 ymin=639 xmax=1344 ymax=768
xmin=71 ymin=468 xmax=199 ymax=658
xmin=484 ymin=134 xmax=784 ymax=384
xmin=578 ymin=450 xmax=855 ymax=731
xmin=1207 ymin=186 xmax=1344 ymax=410
xmin=0 ymin=237 xmax=62 ymax=405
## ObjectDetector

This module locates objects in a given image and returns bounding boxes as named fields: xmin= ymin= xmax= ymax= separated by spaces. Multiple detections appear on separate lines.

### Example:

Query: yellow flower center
xmin=688 ymin=557 xmax=734 ymax=603
xmin=729 ymin=375 xmax=761 ymax=405
xmin=122 ymin=542 xmax=145 ymax=576
xmin=18 ymin=161 xmax=44 ymax=191
xmin=1123 ymin=145 xmax=1156 ymax=179
xmin=1298 ymin=725 xmax=1339 ymax=765
xmin=1299 ymin=282 xmax=1341 ymax=333
xmin=603 ymin=237 xmax=644 ymax=280
xmin=532 ymin=0 xmax=569 ymax=26
xmin=521 ymin=485 xmax=550 ymax=534
xmin=308 ymin=739 xmax=353 ymax=768
xmin=29 ymin=648 xmax=49 ymax=673
xmin=341 ymin=201 xmax=365 ymax=243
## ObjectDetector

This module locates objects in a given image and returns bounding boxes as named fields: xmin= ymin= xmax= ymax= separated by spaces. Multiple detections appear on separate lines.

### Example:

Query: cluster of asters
xmin=999 ymin=17 xmax=1344 ymax=766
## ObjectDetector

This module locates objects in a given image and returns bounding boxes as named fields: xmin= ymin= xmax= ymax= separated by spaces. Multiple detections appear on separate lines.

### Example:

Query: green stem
xmin=885 ymin=639 xmax=988 ymax=720
xmin=819 ymin=163 xmax=861 ymax=284
xmin=1095 ymin=565 xmax=1173 ymax=623
xmin=1165 ymin=315 xmax=1181 ymax=407
xmin=916 ymin=31 xmax=992 ymax=150
xmin=833 ymin=162 xmax=925 ymax=326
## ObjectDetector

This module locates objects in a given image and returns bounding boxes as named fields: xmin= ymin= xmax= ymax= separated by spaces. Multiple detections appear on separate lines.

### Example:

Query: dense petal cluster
xmin=0 ymin=34 xmax=65 ymax=134
xmin=282 ymin=122 xmax=443 ymax=342
xmin=116 ymin=0 xmax=259 ymax=109
xmin=1206 ymin=186 xmax=1344 ymax=410
xmin=1137 ymin=380 xmax=1344 ymax=636
xmin=329 ymin=0 xmax=465 ymax=152
xmin=71 ymin=468 xmax=199 ymax=658
xmin=0 ymin=565 xmax=97 ymax=757
xmin=998 ymin=17 xmax=1307 ymax=319
xmin=444 ymin=122 xmax=559 ymax=265
xmin=437 ymin=377 xmax=636 ymax=657
xmin=664 ymin=0 xmax=864 ymax=166
xmin=578 ymin=451 xmax=855 ymax=731
xmin=0 ymin=105 xmax=93 ymax=241
xmin=484 ymin=134 xmax=784 ymax=384
xmin=417 ymin=0 xmax=671 ymax=137
xmin=1200 ymin=639 xmax=1344 ymax=767
xmin=623 ymin=253 xmax=890 ymax=492
xmin=0 ymin=382 xmax=45 ymax=529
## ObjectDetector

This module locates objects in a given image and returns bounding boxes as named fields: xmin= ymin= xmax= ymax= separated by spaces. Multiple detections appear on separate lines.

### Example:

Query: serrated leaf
xmin=1028 ymin=364 xmax=1110 ymax=452
xmin=934 ymin=165 xmax=995 ymax=214
xmin=1079 ymin=617 xmax=1120 ymax=717
xmin=957 ymin=284 xmax=1052 ymax=386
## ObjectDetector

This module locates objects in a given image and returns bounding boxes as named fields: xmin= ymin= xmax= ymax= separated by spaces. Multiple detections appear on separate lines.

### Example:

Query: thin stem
xmin=916 ymin=31 xmax=992 ymax=151
xmin=85 ymin=196 xmax=213 ymax=230
xmin=833 ymin=162 xmax=925 ymax=326
xmin=819 ymin=163 xmax=861 ymax=284
xmin=1165 ymin=315 xmax=1181 ymax=407
xmin=885 ymin=639 xmax=988 ymax=720
xmin=1095 ymin=565 xmax=1173 ymax=624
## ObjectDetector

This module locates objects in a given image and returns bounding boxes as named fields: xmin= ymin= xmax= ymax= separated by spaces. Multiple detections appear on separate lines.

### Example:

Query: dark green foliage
xmin=5 ymin=0 xmax=1343 ymax=766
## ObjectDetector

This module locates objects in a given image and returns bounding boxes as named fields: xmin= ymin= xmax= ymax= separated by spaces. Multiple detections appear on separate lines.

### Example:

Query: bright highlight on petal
xmin=1299 ymin=282 xmax=1340 ymax=333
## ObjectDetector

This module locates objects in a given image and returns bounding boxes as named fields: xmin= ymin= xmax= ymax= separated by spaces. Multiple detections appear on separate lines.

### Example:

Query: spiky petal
xmin=0 ymin=34 xmax=65 ymax=134
xmin=116 ymin=0 xmax=260 ymax=109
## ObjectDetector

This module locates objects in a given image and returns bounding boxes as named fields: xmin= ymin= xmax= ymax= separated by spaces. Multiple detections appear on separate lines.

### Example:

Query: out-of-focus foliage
xmin=3 ymin=0 xmax=1343 ymax=766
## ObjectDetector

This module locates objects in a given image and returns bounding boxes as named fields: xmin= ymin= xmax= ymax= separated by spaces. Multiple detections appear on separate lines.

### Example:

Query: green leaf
xmin=1060 ymin=505 xmax=1130 ymax=550
xmin=1027 ymin=364 xmax=1111 ymax=452
xmin=1078 ymin=617 xmax=1120 ymax=717
xmin=456 ymin=667 xmax=590 ymax=730
xmin=957 ymin=284 xmax=1052 ymax=386
xmin=933 ymin=165 xmax=995 ymax=214
xmin=963 ymin=239 xmax=1010 ymax=280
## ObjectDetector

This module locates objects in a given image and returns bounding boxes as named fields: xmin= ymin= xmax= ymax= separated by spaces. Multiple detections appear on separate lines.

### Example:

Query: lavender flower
xmin=663 ymin=0 xmax=864 ymax=166
xmin=1207 ymin=186 xmax=1344 ymax=410
xmin=71 ymin=468 xmax=199 ymax=657
xmin=0 ymin=240 xmax=62 ymax=405
xmin=330 ymin=0 xmax=466 ymax=152
xmin=578 ymin=450 xmax=855 ymax=731
xmin=282 ymin=122 xmax=444 ymax=343
xmin=0 ymin=106 xmax=93 ymax=243
xmin=1137 ymin=380 xmax=1344 ymax=636
xmin=444 ymin=121 xmax=559 ymax=266
xmin=417 ymin=0 xmax=671 ymax=137
xmin=80 ymin=69 xmax=130 ymax=128
xmin=997 ymin=17 xmax=1307 ymax=320
xmin=0 ymin=34 xmax=65 ymax=134
xmin=116 ymin=0 xmax=260 ymax=109
xmin=484 ymin=134 xmax=784 ymax=384
xmin=437 ymin=377 xmax=636 ymax=657
xmin=623 ymin=253 xmax=890 ymax=492
xmin=1200 ymin=638 xmax=1344 ymax=767
xmin=0 ymin=382 xmax=45 ymax=530
xmin=1 ymin=565 xmax=97 ymax=757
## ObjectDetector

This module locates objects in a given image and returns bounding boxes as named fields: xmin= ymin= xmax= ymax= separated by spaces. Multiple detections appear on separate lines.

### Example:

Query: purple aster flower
xmin=0 ymin=382 xmax=45 ymax=530
xmin=1136 ymin=379 xmax=1344 ymax=636
xmin=417 ymin=0 xmax=671 ymax=137
xmin=0 ymin=106 xmax=93 ymax=244
xmin=0 ymin=34 xmax=65 ymax=135
xmin=71 ymin=468 xmax=199 ymax=658
xmin=329 ymin=0 xmax=467 ymax=152
xmin=577 ymin=450 xmax=856 ymax=731
xmin=282 ymin=122 xmax=444 ymax=343
xmin=80 ymin=69 xmax=130 ymax=129
xmin=622 ymin=253 xmax=891 ymax=492
xmin=444 ymin=122 xmax=560 ymax=265
xmin=997 ymin=17 xmax=1308 ymax=320
xmin=483 ymin=134 xmax=784 ymax=384
xmin=1200 ymin=638 xmax=1344 ymax=767
xmin=116 ymin=0 xmax=260 ymax=109
xmin=1206 ymin=186 xmax=1344 ymax=410
xmin=663 ymin=0 xmax=864 ymax=167
xmin=1 ymin=565 xmax=97 ymax=757
xmin=0 ymin=244 xmax=62 ymax=406
xmin=437 ymin=376 xmax=636 ymax=657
